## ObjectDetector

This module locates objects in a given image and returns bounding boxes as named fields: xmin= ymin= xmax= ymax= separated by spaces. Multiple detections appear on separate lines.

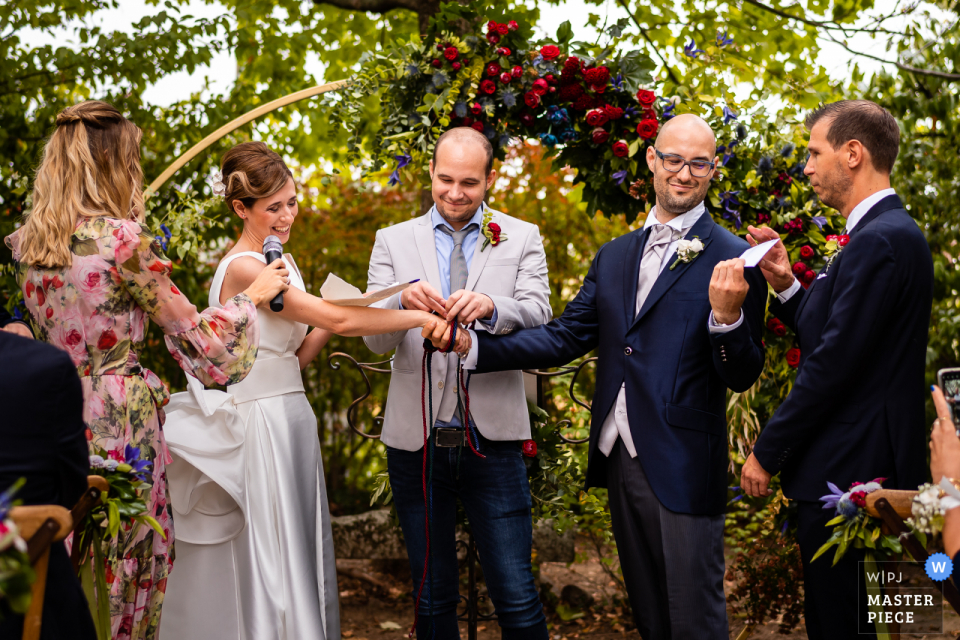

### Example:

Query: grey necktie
xmin=636 ymin=224 xmax=678 ymax=315
xmin=437 ymin=223 xmax=478 ymax=294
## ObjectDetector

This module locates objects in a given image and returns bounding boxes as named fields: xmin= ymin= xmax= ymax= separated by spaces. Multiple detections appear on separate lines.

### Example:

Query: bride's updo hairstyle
xmin=18 ymin=100 xmax=144 ymax=268
xmin=220 ymin=142 xmax=293 ymax=216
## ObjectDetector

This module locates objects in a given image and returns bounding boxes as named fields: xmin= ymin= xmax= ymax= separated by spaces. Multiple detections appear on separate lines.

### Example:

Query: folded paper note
xmin=319 ymin=273 xmax=414 ymax=307
xmin=739 ymin=239 xmax=779 ymax=268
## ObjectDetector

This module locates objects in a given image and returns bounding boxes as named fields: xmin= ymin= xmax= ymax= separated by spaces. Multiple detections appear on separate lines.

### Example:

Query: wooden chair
xmin=69 ymin=476 xmax=108 ymax=573
xmin=9 ymin=505 xmax=73 ymax=640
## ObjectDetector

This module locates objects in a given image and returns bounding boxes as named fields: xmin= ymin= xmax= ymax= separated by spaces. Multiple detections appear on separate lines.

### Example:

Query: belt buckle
xmin=434 ymin=427 xmax=465 ymax=448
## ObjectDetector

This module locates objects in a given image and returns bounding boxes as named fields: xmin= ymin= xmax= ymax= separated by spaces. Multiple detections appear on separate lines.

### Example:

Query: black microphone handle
xmin=264 ymin=249 xmax=284 ymax=312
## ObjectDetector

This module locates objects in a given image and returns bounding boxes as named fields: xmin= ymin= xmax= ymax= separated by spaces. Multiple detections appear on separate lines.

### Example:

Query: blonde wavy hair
xmin=17 ymin=100 xmax=144 ymax=268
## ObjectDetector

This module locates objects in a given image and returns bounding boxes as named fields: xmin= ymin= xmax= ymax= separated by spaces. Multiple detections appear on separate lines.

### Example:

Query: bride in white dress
xmin=157 ymin=142 xmax=465 ymax=640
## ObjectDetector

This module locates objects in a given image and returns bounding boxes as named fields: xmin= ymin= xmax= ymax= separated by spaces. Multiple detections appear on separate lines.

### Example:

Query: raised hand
xmin=402 ymin=281 xmax=447 ymax=315
xmin=930 ymin=385 xmax=960 ymax=483
xmin=708 ymin=258 xmax=749 ymax=325
xmin=746 ymin=225 xmax=795 ymax=293
xmin=445 ymin=290 xmax=495 ymax=325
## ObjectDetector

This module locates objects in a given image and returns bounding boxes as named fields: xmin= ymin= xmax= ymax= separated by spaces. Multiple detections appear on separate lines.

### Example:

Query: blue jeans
xmin=387 ymin=424 xmax=547 ymax=640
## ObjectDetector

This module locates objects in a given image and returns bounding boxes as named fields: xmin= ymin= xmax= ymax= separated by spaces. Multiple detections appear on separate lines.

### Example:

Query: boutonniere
xmin=669 ymin=237 xmax=704 ymax=270
xmin=818 ymin=233 xmax=850 ymax=279
xmin=480 ymin=209 xmax=507 ymax=252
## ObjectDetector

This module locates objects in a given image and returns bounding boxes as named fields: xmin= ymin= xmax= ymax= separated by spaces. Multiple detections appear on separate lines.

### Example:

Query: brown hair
xmin=804 ymin=100 xmax=901 ymax=174
xmin=220 ymin=142 xmax=293 ymax=214
xmin=433 ymin=127 xmax=495 ymax=174
xmin=17 ymin=100 xmax=144 ymax=267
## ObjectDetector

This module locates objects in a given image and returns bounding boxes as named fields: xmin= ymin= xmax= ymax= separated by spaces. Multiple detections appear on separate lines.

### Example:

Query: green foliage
xmin=0 ymin=479 xmax=35 ymax=618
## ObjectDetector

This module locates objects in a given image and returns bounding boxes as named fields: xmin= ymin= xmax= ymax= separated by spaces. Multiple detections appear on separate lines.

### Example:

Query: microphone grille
xmin=262 ymin=235 xmax=283 ymax=255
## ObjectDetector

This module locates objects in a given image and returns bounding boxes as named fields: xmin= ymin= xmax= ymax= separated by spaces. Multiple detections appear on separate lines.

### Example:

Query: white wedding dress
xmin=158 ymin=251 xmax=340 ymax=640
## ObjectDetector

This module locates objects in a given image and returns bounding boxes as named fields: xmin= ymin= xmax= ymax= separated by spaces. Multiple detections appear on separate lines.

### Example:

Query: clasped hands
xmin=408 ymin=281 xmax=491 ymax=355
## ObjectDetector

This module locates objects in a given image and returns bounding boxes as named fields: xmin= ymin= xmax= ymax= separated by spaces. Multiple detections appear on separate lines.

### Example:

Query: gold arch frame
xmin=144 ymin=80 xmax=348 ymax=198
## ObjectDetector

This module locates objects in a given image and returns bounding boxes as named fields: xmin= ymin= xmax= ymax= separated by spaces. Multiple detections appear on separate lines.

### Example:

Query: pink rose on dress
xmin=112 ymin=221 xmax=142 ymax=266
xmin=75 ymin=263 xmax=106 ymax=298
xmin=52 ymin=309 xmax=88 ymax=364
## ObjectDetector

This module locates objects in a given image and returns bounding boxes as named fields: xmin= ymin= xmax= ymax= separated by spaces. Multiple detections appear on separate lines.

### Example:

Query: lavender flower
xmin=388 ymin=154 xmax=412 ymax=187
xmin=722 ymin=106 xmax=738 ymax=125
xmin=758 ymin=156 xmax=774 ymax=172
xmin=612 ymin=170 xmax=628 ymax=185
xmin=124 ymin=444 xmax=153 ymax=481
xmin=501 ymin=90 xmax=517 ymax=108
xmin=155 ymin=224 xmax=171 ymax=252
xmin=810 ymin=216 xmax=827 ymax=231
xmin=720 ymin=190 xmax=742 ymax=229
xmin=717 ymin=31 xmax=734 ymax=47
xmin=683 ymin=40 xmax=705 ymax=58
xmin=780 ymin=143 xmax=796 ymax=157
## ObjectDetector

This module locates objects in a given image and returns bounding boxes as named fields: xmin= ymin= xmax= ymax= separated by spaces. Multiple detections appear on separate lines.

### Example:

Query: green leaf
xmin=556 ymin=21 xmax=573 ymax=46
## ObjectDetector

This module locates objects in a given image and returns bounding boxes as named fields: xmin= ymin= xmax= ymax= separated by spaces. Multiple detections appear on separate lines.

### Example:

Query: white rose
xmin=689 ymin=238 xmax=704 ymax=252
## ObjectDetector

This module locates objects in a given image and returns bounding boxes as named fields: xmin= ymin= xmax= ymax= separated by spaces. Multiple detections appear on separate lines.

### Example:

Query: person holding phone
xmin=930 ymin=385 xmax=960 ymax=574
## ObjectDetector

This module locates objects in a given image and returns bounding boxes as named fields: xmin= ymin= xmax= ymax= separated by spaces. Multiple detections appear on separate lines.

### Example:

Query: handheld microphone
xmin=262 ymin=235 xmax=285 ymax=312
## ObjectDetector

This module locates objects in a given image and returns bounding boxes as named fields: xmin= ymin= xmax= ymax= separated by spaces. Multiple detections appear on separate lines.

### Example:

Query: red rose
xmin=584 ymin=66 xmax=610 ymax=86
xmin=603 ymin=104 xmax=624 ymax=120
xmin=25 ymin=281 xmax=35 ymax=298
xmin=486 ymin=62 xmax=501 ymax=77
xmin=436 ymin=43 xmax=443 ymax=51
xmin=462 ymin=116 xmax=474 ymax=127
xmin=511 ymin=65 xmax=523 ymax=78
xmin=585 ymin=108 xmax=609 ymax=127
xmin=636 ymin=119 xmax=658 ymax=140
xmin=97 ymin=329 xmax=118 ymax=351
xmin=532 ymin=78 xmax=549 ymax=95
xmin=486 ymin=20 xmax=498 ymax=32
xmin=572 ymin=95 xmax=595 ymax=110
xmin=540 ymin=44 xmax=561 ymax=61
xmin=451 ymin=61 xmax=461 ymax=71
xmin=520 ymin=112 xmax=535 ymax=127
xmin=488 ymin=222 xmax=502 ymax=244
xmin=825 ymin=234 xmax=839 ymax=242
xmin=591 ymin=127 xmax=610 ymax=144
xmin=612 ymin=140 xmax=629 ymax=158
xmin=838 ymin=235 xmax=850 ymax=247
xmin=36 ymin=287 xmax=45 ymax=307
xmin=508 ymin=20 xmax=519 ymax=31
xmin=480 ymin=79 xmax=497 ymax=95
xmin=471 ymin=121 xmax=484 ymax=133
xmin=444 ymin=46 xmax=458 ymax=61
xmin=786 ymin=347 xmax=801 ymax=368
xmin=497 ymin=23 xmax=509 ymax=35
xmin=801 ymin=269 xmax=816 ymax=284
xmin=431 ymin=59 xmax=442 ymax=68
xmin=558 ymin=84 xmax=584 ymax=101
xmin=487 ymin=33 xmax=501 ymax=44
xmin=774 ymin=324 xmax=787 ymax=337
xmin=471 ymin=102 xmax=482 ymax=115
xmin=65 ymin=329 xmax=83 ymax=347
xmin=562 ymin=56 xmax=581 ymax=73
xmin=643 ymin=108 xmax=657 ymax=121
xmin=791 ymin=261 xmax=807 ymax=275
xmin=497 ymin=47 xmax=512 ymax=56
xmin=766 ymin=318 xmax=780 ymax=331
xmin=522 ymin=439 xmax=538 ymax=457
xmin=548 ymin=86 xmax=556 ymax=93
xmin=500 ymin=72 xmax=512 ymax=84
xmin=524 ymin=91 xmax=540 ymax=108
xmin=800 ymin=245 xmax=815 ymax=259
xmin=637 ymin=89 xmax=657 ymax=107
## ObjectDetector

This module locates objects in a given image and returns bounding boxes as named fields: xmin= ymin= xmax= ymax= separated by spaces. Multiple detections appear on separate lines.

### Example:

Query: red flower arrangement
xmin=637 ymin=89 xmax=656 ymax=107
xmin=524 ymin=92 xmax=540 ymax=108
xmin=786 ymin=348 xmax=801 ymax=368
xmin=637 ymin=119 xmax=658 ymax=139
xmin=443 ymin=46 xmax=458 ymax=61
xmin=800 ymin=245 xmax=815 ymax=259
xmin=591 ymin=128 xmax=610 ymax=144
xmin=486 ymin=62 xmax=501 ymax=77
xmin=585 ymin=108 xmax=609 ymax=127
xmin=612 ymin=140 xmax=629 ymax=158
xmin=540 ymin=45 xmax=561 ymax=61
xmin=480 ymin=79 xmax=496 ymax=95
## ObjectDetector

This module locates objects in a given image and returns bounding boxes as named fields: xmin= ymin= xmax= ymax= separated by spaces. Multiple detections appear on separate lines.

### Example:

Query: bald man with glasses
xmin=462 ymin=114 xmax=768 ymax=639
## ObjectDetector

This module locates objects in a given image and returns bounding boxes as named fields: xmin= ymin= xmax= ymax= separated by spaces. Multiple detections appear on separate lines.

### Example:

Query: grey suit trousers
xmin=607 ymin=440 xmax=728 ymax=639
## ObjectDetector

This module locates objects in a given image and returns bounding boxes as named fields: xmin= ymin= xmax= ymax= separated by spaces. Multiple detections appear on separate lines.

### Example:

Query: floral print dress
xmin=5 ymin=217 xmax=259 ymax=640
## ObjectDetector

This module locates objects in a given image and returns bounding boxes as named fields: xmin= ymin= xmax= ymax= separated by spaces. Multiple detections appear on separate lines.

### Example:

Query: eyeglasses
xmin=655 ymin=149 xmax=716 ymax=178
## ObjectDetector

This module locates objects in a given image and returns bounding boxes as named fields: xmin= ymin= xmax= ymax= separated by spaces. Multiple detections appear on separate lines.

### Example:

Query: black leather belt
xmin=434 ymin=427 xmax=466 ymax=448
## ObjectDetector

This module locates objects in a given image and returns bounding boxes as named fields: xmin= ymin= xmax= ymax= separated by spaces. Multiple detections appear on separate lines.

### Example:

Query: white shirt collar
xmin=845 ymin=188 xmax=896 ymax=232
xmin=643 ymin=201 xmax=706 ymax=235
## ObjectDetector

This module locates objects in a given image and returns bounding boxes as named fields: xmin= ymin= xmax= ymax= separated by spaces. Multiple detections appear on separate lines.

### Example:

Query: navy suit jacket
xmin=474 ymin=212 xmax=766 ymax=515
xmin=0 ymin=332 xmax=94 ymax=640
xmin=753 ymin=195 xmax=933 ymax=502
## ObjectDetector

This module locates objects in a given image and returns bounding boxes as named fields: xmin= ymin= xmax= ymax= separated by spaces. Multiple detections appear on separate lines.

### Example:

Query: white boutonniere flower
xmin=669 ymin=237 xmax=704 ymax=270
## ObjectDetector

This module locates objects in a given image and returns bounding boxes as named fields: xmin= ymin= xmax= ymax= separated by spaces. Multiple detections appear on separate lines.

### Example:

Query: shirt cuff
xmin=777 ymin=278 xmax=801 ymax=303
xmin=708 ymin=309 xmax=744 ymax=334
xmin=462 ymin=329 xmax=479 ymax=370
xmin=477 ymin=305 xmax=498 ymax=329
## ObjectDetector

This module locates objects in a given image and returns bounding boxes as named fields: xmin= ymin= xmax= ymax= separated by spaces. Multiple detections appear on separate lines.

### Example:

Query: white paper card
xmin=319 ymin=273 xmax=413 ymax=307
xmin=739 ymin=239 xmax=779 ymax=268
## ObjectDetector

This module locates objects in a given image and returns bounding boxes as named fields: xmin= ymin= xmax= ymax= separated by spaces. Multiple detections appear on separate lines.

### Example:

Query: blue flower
xmin=431 ymin=71 xmax=449 ymax=89
xmin=837 ymin=495 xmax=859 ymax=519
xmin=154 ymin=224 xmax=172 ymax=251
xmin=624 ymin=105 xmax=640 ymax=119
xmin=780 ymin=143 xmax=796 ymax=158
xmin=683 ymin=40 xmax=705 ymax=58
xmin=661 ymin=103 xmax=676 ymax=120
xmin=720 ymin=190 xmax=742 ymax=229
xmin=612 ymin=170 xmax=628 ymax=185
xmin=736 ymin=124 xmax=747 ymax=140
xmin=483 ymin=125 xmax=496 ymax=140
xmin=810 ymin=216 xmax=827 ymax=231
xmin=405 ymin=64 xmax=420 ymax=77
xmin=388 ymin=154 xmax=412 ymax=186
xmin=722 ymin=106 xmax=738 ymax=125
xmin=559 ymin=128 xmax=577 ymax=143
xmin=722 ymin=150 xmax=737 ymax=166
xmin=12 ymin=305 xmax=24 ymax=320
xmin=547 ymin=107 xmax=570 ymax=126
xmin=717 ymin=31 xmax=734 ymax=47
xmin=539 ymin=133 xmax=558 ymax=148
xmin=501 ymin=90 xmax=517 ymax=108
xmin=612 ymin=73 xmax=625 ymax=91
xmin=758 ymin=156 xmax=774 ymax=172
xmin=124 ymin=443 xmax=153 ymax=481
xmin=453 ymin=101 xmax=468 ymax=118
xmin=532 ymin=54 xmax=544 ymax=66
xmin=788 ymin=161 xmax=806 ymax=177
xmin=820 ymin=481 xmax=845 ymax=511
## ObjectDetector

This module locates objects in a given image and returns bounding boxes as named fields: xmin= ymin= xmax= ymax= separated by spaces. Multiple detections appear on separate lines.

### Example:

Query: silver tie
xmin=635 ymin=224 xmax=678 ymax=315
xmin=437 ymin=223 xmax=478 ymax=294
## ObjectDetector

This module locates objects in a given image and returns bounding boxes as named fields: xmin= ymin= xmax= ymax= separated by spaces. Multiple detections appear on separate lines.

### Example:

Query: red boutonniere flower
xmin=480 ymin=211 xmax=508 ymax=252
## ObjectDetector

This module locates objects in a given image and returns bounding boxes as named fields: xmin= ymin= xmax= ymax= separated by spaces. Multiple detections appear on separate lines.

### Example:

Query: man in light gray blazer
xmin=364 ymin=127 xmax=551 ymax=640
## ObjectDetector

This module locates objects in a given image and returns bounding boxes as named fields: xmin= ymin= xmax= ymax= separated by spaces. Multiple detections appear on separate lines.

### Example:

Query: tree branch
xmin=822 ymin=31 xmax=960 ymax=81
xmin=740 ymin=0 xmax=909 ymax=37
xmin=615 ymin=0 xmax=681 ymax=85
xmin=313 ymin=0 xmax=423 ymax=13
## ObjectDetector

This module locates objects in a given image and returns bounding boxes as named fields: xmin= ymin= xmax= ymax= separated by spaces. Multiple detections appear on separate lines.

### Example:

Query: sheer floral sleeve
xmin=111 ymin=220 xmax=259 ymax=386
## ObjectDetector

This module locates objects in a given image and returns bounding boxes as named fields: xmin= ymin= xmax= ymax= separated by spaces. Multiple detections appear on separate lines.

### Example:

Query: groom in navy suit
xmin=741 ymin=100 xmax=933 ymax=639
xmin=461 ymin=114 xmax=766 ymax=639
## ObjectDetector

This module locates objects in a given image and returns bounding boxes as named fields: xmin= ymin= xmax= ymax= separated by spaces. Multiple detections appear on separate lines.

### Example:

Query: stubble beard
xmin=814 ymin=160 xmax=853 ymax=213
xmin=435 ymin=189 xmax=486 ymax=226
xmin=653 ymin=170 xmax=709 ymax=218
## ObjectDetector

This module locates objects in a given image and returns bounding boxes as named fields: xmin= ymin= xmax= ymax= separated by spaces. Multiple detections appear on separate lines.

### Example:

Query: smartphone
xmin=937 ymin=367 xmax=960 ymax=430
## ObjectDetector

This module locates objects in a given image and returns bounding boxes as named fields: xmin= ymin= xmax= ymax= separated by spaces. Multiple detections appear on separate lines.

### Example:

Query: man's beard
xmin=436 ymin=191 xmax=485 ymax=224
xmin=813 ymin=159 xmax=852 ymax=212
xmin=653 ymin=171 xmax=709 ymax=216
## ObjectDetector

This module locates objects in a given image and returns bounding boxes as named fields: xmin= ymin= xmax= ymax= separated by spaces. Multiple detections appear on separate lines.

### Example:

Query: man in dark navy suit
xmin=741 ymin=100 xmax=933 ymax=639
xmin=0 ymin=330 xmax=95 ymax=640
xmin=458 ymin=114 xmax=767 ymax=639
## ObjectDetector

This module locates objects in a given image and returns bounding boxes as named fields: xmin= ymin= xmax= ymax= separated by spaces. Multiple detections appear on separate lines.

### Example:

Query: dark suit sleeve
xmin=476 ymin=248 xmax=602 ymax=373
xmin=752 ymin=231 xmax=899 ymax=474
xmin=770 ymin=284 xmax=804 ymax=333
xmin=708 ymin=267 xmax=767 ymax=392
xmin=53 ymin=358 xmax=89 ymax=509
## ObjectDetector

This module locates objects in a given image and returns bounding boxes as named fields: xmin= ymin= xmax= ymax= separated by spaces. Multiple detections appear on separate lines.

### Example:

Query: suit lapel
xmin=465 ymin=209 xmax=494 ymax=292
xmin=623 ymin=228 xmax=649 ymax=327
xmin=849 ymin=194 xmax=903 ymax=238
xmin=413 ymin=213 xmax=444 ymax=293
xmin=630 ymin=212 xmax=716 ymax=331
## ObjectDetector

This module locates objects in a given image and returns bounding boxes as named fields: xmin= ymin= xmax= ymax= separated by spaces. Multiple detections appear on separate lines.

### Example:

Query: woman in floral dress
xmin=4 ymin=100 xmax=289 ymax=640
